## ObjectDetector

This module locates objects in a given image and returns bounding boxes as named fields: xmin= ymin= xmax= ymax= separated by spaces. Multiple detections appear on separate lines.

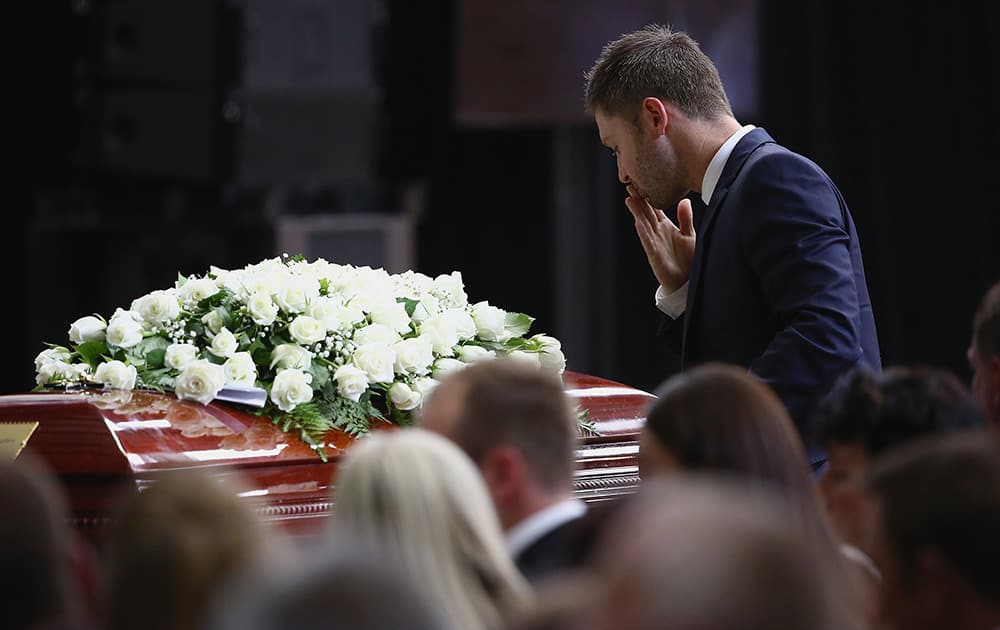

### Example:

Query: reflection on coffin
xmin=1 ymin=371 xmax=653 ymax=540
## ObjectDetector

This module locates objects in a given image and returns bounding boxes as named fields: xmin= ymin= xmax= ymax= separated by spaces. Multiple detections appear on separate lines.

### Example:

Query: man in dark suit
xmin=418 ymin=359 xmax=605 ymax=583
xmin=585 ymin=25 xmax=881 ymax=460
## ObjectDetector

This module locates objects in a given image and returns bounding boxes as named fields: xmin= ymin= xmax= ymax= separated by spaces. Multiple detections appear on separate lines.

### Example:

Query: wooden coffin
xmin=0 ymin=371 xmax=653 ymax=540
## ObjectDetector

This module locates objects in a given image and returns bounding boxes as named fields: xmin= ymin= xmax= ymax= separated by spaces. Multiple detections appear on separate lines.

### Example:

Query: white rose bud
xmin=247 ymin=292 xmax=279 ymax=326
xmin=507 ymin=350 xmax=541 ymax=368
xmin=270 ymin=344 xmax=312 ymax=370
xmin=458 ymin=345 xmax=495 ymax=363
xmin=334 ymin=364 xmax=369 ymax=402
xmin=209 ymin=327 xmax=239 ymax=358
xmin=106 ymin=313 xmax=145 ymax=349
xmin=132 ymin=290 xmax=180 ymax=326
xmin=174 ymin=359 xmax=226 ymax=405
xmin=411 ymin=294 xmax=441 ymax=323
xmin=270 ymin=369 xmax=313 ymax=412
xmin=389 ymin=382 xmax=421 ymax=411
xmin=371 ymin=302 xmax=413 ymax=335
xmin=94 ymin=360 xmax=138 ymax=390
xmin=289 ymin=315 xmax=326 ymax=345
xmin=68 ymin=316 xmax=107 ymax=344
xmin=223 ymin=352 xmax=258 ymax=387
xmin=201 ymin=310 xmax=225 ymax=335
xmin=418 ymin=314 xmax=459 ymax=356
xmin=35 ymin=347 xmax=72 ymax=371
xmin=532 ymin=334 xmax=566 ymax=373
xmin=164 ymin=343 xmax=200 ymax=370
xmin=432 ymin=358 xmax=466 ymax=380
xmin=393 ymin=337 xmax=435 ymax=375
xmin=352 ymin=343 xmax=397 ymax=384
xmin=471 ymin=301 xmax=508 ymax=342
xmin=353 ymin=323 xmax=401 ymax=347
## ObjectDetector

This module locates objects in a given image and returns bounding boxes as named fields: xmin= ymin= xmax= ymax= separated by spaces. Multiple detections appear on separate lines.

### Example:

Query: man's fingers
xmin=677 ymin=198 xmax=695 ymax=236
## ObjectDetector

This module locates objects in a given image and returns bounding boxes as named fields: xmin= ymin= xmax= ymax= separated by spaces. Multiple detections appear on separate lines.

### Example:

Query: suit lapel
xmin=681 ymin=128 xmax=776 ymax=362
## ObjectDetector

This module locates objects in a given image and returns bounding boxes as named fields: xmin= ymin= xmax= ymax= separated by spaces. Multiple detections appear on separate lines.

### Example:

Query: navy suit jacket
xmin=672 ymin=128 xmax=881 ymax=454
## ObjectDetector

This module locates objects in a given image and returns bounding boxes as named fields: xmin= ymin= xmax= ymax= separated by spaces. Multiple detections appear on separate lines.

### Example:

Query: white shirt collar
xmin=506 ymin=497 xmax=587 ymax=557
xmin=701 ymin=124 xmax=756 ymax=205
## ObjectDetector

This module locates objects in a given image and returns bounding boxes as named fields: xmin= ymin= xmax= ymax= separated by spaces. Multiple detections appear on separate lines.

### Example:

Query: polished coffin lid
xmin=0 ymin=371 xmax=653 ymax=538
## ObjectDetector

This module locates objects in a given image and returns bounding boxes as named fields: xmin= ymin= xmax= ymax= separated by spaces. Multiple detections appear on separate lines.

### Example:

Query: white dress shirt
xmin=654 ymin=124 xmax=757 ymax=319
xmin=506 ymin=497 xmax=587 ymax=557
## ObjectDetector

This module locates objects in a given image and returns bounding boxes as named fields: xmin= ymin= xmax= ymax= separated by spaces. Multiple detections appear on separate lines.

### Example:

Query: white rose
xmin=246 ymin=292 xmax=279 ymax=326
xmin=131 ymin=290 xmax=180 ymax=327
xmin=270 ymin=369 xmax=313 ymax=412
xmin=270 ymin=344 xmax=313 ymax=370
xmin=458 ymin=345 xmax=495 ymax=363
xmin=411 ymin=294 xmax=441 ymax=324
xmin=412 ymin=376 xmax=440 ymax=397
xmin=164 ymin=343 xmax=200 ymax=370
xmin=106 ymin=313 xmax=145 ymax=349
xmin=174 ymin=359 xmax=226 ymax=405
xmin=177 ymin=277 xmax=220 ymax=306
xmin=35 ymin=347 xmax=72 ymax=371
xmin=432 ymin=358 xmax=466 ymax=380
xmin=210 ymin=266 xmax=243 ymax=294
xmin=418 ymin=314 xmax=459 ymax=356
xmin=309 ymin=297 xmax=345 ymax=332
xmin=289 ymin=316 xmax=326 ymax=345
xmin=352 ymin=343 xmax=396 ymax=384
xmin=353 ymin=323 xmax=401 ymax=347
xmin=201 ymin=310 xmax=225 ymax=335
xmin=36 ymin=361 xmax=89 ymax=386
xmin=389 ymin=382 xmax=421 ymax=411
xmin=223 ymin=352 xmax=258 ymax=387
xmin=532 ymin=334 xmax=566 ymax=373
xmin=432 ymin=271 xmax=468 ymax=309
xmin=445 ymin=309 xmax=477 ymax=341
xmin=471 ymin=301 xmax=508 ymax=342
xmin=371 ymin=302 xmax=413 ymax=335
xmin=68 ymin=316 xmax=106 ymax=344
xmin=273 ymin=277 xmax=319 ymax=314
xmin=507 ymin=350 xmax=541 ymax=368
xmin=209 ymin=328 xmax=239 ymax=358
xmin=334 ymin=364 xmax=369 ymax=401
xmin=393 ymin=337 xmax=434 ymax=375
xmin=94 ymin=360 xmax=138 ymax=390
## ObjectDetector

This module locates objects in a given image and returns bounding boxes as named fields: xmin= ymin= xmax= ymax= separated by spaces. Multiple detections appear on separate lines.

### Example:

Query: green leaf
xmin=308 ymin=361 xmax=331 ymax=390
xmin=504 ymin=312 xmax=534 ymax=337
xmin=214 ymin=305 xmax=234 ymax=330
xmin=74 ymin=341 xmax=109 ymax=368
xmin=397 ymin=297 xmax=420 ymax=318
xmin=319 ymin=277 xmax=330 ymax=294
xmin=145 ymin=348 xmax=166 ymax=369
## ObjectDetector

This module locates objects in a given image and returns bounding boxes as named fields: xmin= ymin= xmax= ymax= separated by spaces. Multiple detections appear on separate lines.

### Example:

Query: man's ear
xmin=639 ymin=97 xmax=670 ymax=135
xmin=479 ymin=444 xmax=526 ymax=505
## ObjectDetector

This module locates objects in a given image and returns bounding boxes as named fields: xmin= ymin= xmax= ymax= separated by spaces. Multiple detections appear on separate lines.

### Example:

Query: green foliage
xmin=504 ymin=312 xmax=534 ymax=337
xmin=74 ymin=341 xmax=109 ymax=368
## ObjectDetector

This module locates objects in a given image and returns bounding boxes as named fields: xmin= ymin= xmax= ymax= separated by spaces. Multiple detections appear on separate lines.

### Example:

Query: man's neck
xmin=674 ymin=115 xmax=743 ymax=194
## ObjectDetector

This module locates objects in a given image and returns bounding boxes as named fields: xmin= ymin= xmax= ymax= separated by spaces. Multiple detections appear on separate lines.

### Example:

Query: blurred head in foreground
xmin=859 ymin=430 xmax=1000 ymax=630
xmin=330 ymin=428 xmax=532 ymax=630
xmin=103 ymin=467 xmax=275 ymax=630
xmin=586 ymin=475 xmax=864 ymax=630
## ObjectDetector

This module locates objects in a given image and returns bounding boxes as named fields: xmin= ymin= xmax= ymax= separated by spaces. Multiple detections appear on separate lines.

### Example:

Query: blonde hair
xmin=331 ymin=428 xmax=532 ymax=630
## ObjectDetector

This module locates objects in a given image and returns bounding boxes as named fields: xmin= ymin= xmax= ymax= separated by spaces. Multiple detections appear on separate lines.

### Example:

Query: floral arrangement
xmin=34 ymin=255 xmax=567 ymax=459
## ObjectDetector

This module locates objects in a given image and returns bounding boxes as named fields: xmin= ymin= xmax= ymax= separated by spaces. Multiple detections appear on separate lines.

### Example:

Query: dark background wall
xmin=10 ymin=0 xmax=999 ymax=397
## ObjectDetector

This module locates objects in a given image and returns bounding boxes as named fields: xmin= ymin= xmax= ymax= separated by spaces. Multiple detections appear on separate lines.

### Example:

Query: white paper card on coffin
xmin=214 ymin=385 xmax=268 ymax=408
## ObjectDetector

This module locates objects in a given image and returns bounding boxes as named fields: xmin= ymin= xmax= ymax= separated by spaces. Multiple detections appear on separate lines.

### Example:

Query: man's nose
xmin=617 ymin=163 xmax=630 ymax=184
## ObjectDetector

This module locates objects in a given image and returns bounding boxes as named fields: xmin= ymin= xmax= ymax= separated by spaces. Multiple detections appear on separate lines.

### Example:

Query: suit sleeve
xmin=738 ymin=151 xmax=863 ymax=428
